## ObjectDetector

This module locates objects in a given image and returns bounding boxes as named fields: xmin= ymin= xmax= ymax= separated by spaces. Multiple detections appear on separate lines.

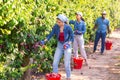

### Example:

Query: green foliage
xmin=0 ymin=0 xmax=120 ymax=79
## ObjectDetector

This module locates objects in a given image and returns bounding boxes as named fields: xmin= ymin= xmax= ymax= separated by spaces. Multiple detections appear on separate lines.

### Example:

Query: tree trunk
xmin=21 ymin=55 xmax=32 ymax=80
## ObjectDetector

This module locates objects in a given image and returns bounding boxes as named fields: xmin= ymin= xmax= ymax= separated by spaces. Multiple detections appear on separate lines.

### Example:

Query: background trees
xmin=0 ymin=0 xmax=120 ymax=79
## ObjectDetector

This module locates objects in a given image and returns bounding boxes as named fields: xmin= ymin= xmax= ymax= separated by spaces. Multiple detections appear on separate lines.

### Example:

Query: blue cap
xmin=57 ymin=14 xmax=68 ymax=22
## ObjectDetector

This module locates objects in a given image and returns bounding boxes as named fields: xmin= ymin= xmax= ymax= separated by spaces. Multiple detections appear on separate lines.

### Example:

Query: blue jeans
xmin=93 ymin=32 xmax=106 ymax=53
xmin=53 ymin=42 xmax=72 ymax=78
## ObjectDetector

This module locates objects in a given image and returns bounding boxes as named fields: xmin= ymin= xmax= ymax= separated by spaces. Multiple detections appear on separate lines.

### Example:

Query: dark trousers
xmin=93 ymin=32 xmax=106 ymax=53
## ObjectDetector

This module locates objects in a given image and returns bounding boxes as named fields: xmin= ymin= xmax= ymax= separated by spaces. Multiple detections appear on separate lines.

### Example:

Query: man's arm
xmin=93 ymin=19 xmax=98 ymax=30
xmin=93 ymin=24 xmax=97 ymax=30
xmin=107 ymin=26 xmax=111 ymax=34
xmin=107 ymin=21 xmax=111 ymax=34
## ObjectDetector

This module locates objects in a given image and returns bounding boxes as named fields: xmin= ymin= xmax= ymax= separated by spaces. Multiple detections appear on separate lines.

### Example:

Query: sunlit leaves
xmin=0 ymin=0 xmax=120 ymax=79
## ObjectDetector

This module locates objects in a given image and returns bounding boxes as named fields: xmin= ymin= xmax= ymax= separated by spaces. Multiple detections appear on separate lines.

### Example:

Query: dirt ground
xmin=33 ymin=28 xmax=120 ymax=80
xmin=59 ymin=29 xmax=120 ymax=80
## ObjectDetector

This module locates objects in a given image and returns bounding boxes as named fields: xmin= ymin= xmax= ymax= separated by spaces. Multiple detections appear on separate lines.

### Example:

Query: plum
xmin=27 ymin=34 xmax=31 ymax=38
xmin=0 ymin=45 xmax=3 ymax=48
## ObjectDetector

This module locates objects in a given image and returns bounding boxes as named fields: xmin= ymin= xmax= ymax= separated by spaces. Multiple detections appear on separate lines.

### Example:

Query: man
xmin=93 ymin=11 xmax=111 ymax=55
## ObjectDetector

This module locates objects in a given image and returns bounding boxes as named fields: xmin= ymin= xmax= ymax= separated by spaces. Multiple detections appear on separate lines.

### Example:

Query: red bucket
xmin=105 ymin=40 xmax=112 ymax=50
xmin=73 ymin=57 xmax=83 ymax=69
xmin=45 ymin=73 xmax=61 ymax=80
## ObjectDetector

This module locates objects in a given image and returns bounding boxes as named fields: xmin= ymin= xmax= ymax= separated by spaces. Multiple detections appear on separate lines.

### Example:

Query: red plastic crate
xmin=45 ymin=73 xmax=61 ymax=80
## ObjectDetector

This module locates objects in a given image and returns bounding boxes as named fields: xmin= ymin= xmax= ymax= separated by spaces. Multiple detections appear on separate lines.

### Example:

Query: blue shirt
xmin=46 ymin=24 xmax=74 ymax=43
xmin=95 ymin=17 xmax=110 ymax=33
xmin=69 ymin=20 xmax=86 ymax=34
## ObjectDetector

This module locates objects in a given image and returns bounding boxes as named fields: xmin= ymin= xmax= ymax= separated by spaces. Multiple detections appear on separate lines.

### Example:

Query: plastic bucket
xmin=73 ymin=57 xmax=83 ymax=69
xmin=105 ymin=41 xmax=112 ymax=50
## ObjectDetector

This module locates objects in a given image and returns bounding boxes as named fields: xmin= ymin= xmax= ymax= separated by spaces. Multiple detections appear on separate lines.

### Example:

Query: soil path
xmin=59 ymin=29 xmax=120 ymax=80
xmin=33 ymin=29 xmax=120 ymax=80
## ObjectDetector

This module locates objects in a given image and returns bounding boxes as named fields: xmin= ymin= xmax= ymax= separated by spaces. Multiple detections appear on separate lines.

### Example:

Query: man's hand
xmin=93 ymin=25 xmax=97 ymax=30
xmin=108 ymin=29 xmax=111 ymax=34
